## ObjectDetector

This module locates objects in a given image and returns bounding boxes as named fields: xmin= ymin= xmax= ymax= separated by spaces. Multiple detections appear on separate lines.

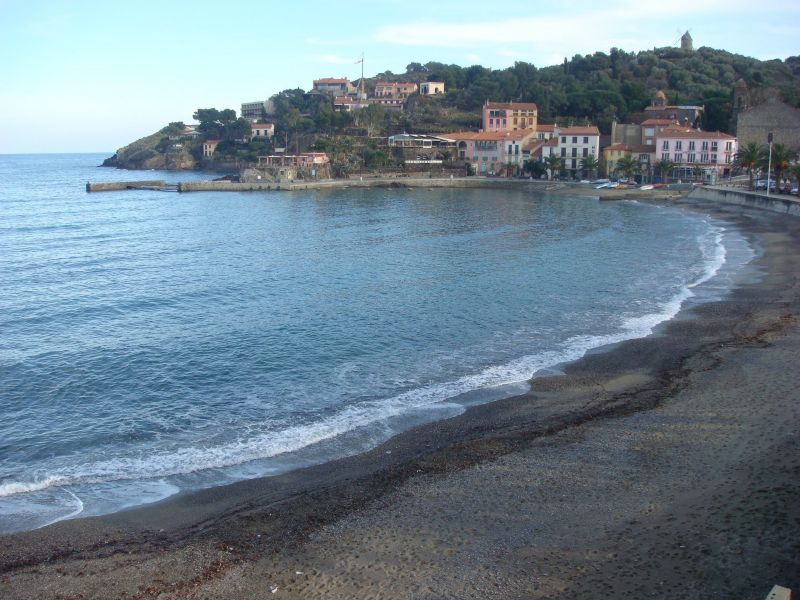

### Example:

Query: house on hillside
xmin=203 ymin=140 xmax=220 ymax=158
xmin=250 ymin=123 xmax=275 ymax=141
xmin=420 ymin=81 xmax=445 ymax=95
xmin=481 ymin=101 xmax=538 ymax=132
xmin=373 ymin=82 xmax=418 ymax=98
xmin=313 ymin=78 xmax=356 ymax=96
xmin=640 ymin=90 xmax=703 ymax=128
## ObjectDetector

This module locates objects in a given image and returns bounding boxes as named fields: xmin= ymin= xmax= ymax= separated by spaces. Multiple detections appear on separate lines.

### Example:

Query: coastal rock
xmin=102 ymin=130 xmax=197 ymax=171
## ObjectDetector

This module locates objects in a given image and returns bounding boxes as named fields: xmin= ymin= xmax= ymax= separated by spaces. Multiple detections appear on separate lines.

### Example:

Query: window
xmin=561 ymin=148 xmax=566 ymax=157
xmin=583 ymin=137 xmax=589 ymax=143
xmin=711 ymin=154 xmax=717 ymax=162
xmin=571 ymin=148 xmax=577 ymax=157
xmin=639 ymin=154 xmax=649 ymax=162
xmin=572 ymin=136 xmax=577 ymax=143
xmin=513 ymin=118 xmax=518 ymax=125
xmin=688 ymin=153 xmax=695 ymax=163
xmin=702 ymin=141 xmax=708 ymax=151
xmin=675 ymin=141 xmax=682 ymax=150
xmin=662 ymin=140 xmax=670 ymax=150
xmin=571 ymin=159 xmax=577 ymax=169
xmin=711 ymin=142 xmax=718 ymax=152
xmin=583 ymin=148 xmax=588 ymax=157
xmin=662 ymin=152 xmax=670 ymax=160
xmin=674 ymin=153 xmax=683 ymax=162
xmin=489 ymin=118 xmax=494 ymax=126
xmin=725 ymin=141 xmax=733 ymax=151
xmin=701 ymin=153 xmax=709 ymax=163
xmin=561 ymin=136 xmax=567 ymax=143
xmin=725 ymin=154 xmax=731 ymax=164
xmin=688 ymin=141 xmax=695 ymax=150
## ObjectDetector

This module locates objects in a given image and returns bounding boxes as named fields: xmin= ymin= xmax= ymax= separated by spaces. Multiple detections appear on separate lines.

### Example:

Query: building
xmin=250 ymin=123 xmax=274 ymax=141
xmin=257 ymin=152 xmax=329 ymax=167
xmin=541 ymin=126 xmax=601 ymax=178
xmin=313 ymin=78 xmax=356 ymax=96
xmin=373 ymin=82 xmax=418 ymax=98
xmin=642 ymin=90 xmax=703 ymax=127
xmin=202 ymin=140 xmax=220 ymax=158
xmin=387 ymin=134 xmax=456 ymax=149
xmin=602 ymin=143 xmax=656 ymax=180
xmin=241 ymin=101 xmax=267 ymax=121
xmin=448 ymin=129 xmax=537 ymax=175
xmin=481 ymin=101 xmax=538 ymax=132
xmin=681 ymin=31 xmax=693 ymax=51
xmin=732 ymin=80 xmax=800 ymax=151
xmin=419 ymin=81 xmax=445 ymax=95
xmin=655 ymin=128 xmax=736 ymax=181
xmin=333 ymin=96 xmax=370 ymax=112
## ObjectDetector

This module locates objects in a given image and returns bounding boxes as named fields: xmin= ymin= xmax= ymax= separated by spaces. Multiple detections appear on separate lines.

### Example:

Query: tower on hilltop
xmin=681 ymin=31 xmax=693 ymax=51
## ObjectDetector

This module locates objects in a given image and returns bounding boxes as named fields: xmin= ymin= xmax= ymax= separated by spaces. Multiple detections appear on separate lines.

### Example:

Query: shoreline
xmin=2 ymin=195 xmax=799 ymax=598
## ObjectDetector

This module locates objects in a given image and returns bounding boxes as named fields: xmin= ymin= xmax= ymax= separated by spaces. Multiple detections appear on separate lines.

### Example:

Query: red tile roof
xmin=485 ymin=101 xmax=538 ymax=111
xmin=314 ymin=78 xmax=349 ymax=84
xmin=642 ymin=118 xmax=678 ymax=126
xmin=557 ymin=126 xmax=600 ymax=136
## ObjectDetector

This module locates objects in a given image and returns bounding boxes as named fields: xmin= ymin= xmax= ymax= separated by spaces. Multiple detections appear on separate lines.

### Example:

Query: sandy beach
xmin=2 ymin=194 xmax=799 ymax=599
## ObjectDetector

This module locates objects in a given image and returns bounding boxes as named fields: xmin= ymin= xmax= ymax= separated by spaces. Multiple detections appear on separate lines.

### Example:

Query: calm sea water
xmin=0 ymin=154 xmax=753 ymax=533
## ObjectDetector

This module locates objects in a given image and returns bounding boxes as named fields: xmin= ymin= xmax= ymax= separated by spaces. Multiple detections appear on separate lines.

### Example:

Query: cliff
xmin=102 ymin=130 xmax=198 ymax=170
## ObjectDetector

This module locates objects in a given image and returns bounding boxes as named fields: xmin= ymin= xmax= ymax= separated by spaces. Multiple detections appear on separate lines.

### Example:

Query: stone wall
xmin=688 ymin=185 xmax=800 ymax=216
xmin=736 ymin=98 xmax=800 ymax=151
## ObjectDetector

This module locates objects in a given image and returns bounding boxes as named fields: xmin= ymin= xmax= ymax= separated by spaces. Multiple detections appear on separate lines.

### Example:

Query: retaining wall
xmin=688 ymin=186 xmax=800 ymax=216
xmin=87 ymin=180 xmax=167 ymax=192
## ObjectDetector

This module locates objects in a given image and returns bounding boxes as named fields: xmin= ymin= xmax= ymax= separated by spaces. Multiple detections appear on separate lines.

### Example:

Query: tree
xmin=761 ymin=143 xmax=798 ymax=188
xmin=356 ymin=104 xmax=386 ymax=137
xmin=523 ymin=159 xmax=547 ymax=179
xmin=734 ymin=142 xmax=761 ymax=189
xmin=653 ymin=158 xmax=675 ymax=182
xmin=692 ymin=164 xmax=704 ymax=182
xmin=615 ymin=155 xmax=641 ymax=181
xmin=790 ymin=163 xmax=800 ymax=195
xmin=544 ymin=154 xmax=564 ymax=180
xmin=580 ymin=154 xmax=599 ymax=180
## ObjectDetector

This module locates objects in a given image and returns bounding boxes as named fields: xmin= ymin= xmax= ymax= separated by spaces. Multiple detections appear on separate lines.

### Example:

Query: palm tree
xmin=761 ymin=143 xmax=798 ymax=189
xmin=615 ymin=155 xmax=641 ymax=182
xmin=653 ymin=159 xmax=675 ymax=183
xmin=523 ymin=159 xmax=547 ymax=179
xmin=544 ymin=154 xmax=563 ymax=180
xmin=580 ymin=154 xmax=599 ymax=180
xmin=790 ymin=163 xmax=800 ymax=196
xmin=734 ymin=142 xmax=761 ymax=189
xmin=692 ymin=165 xmax=704 ymax=182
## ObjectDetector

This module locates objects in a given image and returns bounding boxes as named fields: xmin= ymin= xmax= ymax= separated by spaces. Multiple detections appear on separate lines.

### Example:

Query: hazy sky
xmin=1 ymin=0 xmax=797 ymax=154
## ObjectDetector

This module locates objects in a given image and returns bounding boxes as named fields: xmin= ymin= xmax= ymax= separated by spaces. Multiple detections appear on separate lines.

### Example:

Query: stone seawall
xmin=688 ymin=186 xmax=800 ymax=216
xmin=177 ymin=177 xmax=564 ymax=193
xmin=87 ymin=180 xmax=167 ymax=192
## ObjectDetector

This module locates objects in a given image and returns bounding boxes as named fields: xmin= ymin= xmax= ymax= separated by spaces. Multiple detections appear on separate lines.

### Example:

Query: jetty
xmin=86 ymin=181 xmax=178 ymax=192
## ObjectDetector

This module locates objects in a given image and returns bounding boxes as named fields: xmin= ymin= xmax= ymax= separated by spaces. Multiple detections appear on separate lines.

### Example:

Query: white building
xmin=542 ymin=126 xmax=601 ymax=177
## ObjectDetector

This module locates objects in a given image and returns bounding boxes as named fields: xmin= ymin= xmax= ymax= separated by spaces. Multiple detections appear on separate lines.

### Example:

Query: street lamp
xmin=766 ymin=132 xmax=773 ymax=197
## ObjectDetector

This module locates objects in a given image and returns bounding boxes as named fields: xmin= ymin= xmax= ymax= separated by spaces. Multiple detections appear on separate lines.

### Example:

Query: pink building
xmin=481 ymin=101 xmax=538 ymax=132
xmin=655 ymin=129 xmax=737 ymax=181
xmin=448 ymin=130 xmax=537 ymax=175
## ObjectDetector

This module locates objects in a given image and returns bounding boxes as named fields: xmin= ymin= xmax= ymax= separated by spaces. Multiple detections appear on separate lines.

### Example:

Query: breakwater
xmin=86 ymin=180 xmax=170 ymax=192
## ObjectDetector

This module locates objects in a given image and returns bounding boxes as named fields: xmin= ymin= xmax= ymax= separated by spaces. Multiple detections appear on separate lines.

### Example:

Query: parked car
xmin=755 ymin=179 xmax=776 ymax=191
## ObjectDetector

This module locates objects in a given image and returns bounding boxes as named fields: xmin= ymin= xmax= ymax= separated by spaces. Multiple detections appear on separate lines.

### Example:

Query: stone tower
xmin=681 ymin=31 xmax=693 ymax=51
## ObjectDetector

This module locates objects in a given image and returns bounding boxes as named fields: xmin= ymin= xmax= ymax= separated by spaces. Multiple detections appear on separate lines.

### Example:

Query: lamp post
xmin=766 ymin=132 xmax=773 ymax=197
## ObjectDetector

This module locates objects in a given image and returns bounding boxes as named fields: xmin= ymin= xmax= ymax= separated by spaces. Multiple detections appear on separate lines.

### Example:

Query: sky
xmin=0 ymin=0 xmax=797 ymax=154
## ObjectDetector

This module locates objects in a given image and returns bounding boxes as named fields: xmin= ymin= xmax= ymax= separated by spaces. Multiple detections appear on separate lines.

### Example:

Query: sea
xmin=0 ymin=153 xmax=755 ymax=534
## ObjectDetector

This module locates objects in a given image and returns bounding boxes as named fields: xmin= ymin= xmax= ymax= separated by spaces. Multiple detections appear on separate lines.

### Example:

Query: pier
xmin=86 ymin=180 xmax=177 ymax=192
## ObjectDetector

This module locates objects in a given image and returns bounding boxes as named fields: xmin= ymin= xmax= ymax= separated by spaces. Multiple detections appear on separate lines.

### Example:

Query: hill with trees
xmin=104 ymin=44 xmax=800 ymax=171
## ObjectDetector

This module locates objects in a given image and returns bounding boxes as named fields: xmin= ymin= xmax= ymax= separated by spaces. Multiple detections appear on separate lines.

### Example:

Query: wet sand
xmin=2 ymin=196 xmax=799 ymax=599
